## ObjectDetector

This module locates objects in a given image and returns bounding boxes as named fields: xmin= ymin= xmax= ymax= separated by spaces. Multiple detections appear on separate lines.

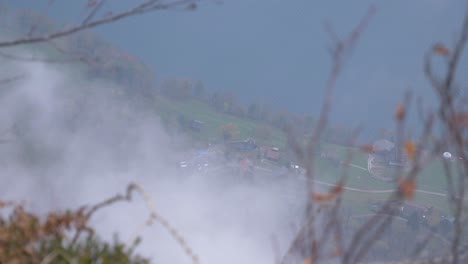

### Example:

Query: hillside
xmin=0 ymin=3 xmax=465 ymax=263
xmin=1 ymin=2 xmax=455 ymax=224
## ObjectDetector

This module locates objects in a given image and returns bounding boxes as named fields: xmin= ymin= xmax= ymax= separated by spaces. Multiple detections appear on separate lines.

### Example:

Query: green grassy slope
xmin=155 ymin=96 xmax=287 ymax=147
xmin=153 ymin=96 xmax=454 ymax=214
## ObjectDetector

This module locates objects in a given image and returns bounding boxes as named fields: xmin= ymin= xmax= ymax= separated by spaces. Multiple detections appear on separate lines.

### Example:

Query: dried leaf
xmin=399 ymin=178 xmax=415 ymax=199
xmin=454 ymin=111 xmax=468 ymax=127
xmin=404 ymin=140 xmax=416 ymax=160
xmin=87 ymin=0 xmax=98 ymax=7
xmin=360 ymin=144 xmax=374 ymax=153
xmin=333 ymin=183 xmax=343 ymax=194
xmin=395 ymin=104 xmax=405 ymax=121
xmin=433 ymin=43 xmax=450 ymax=56
xmin=312 ymin=192 xmax=333 ymax=201
xmin=311 ymin=239 xmax=318 ymax=258
xmin=332 ymin=247 xmax=343 ymax=257
xmin=312 ymin=183 xmax=343 ymax=201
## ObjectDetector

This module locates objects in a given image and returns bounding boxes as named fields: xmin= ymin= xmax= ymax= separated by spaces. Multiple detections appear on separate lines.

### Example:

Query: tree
xmin=177 ymin=114 xmax=189 ymax=131
xmin=0 ymin=1 xmax=207 ymax=263
xmin=247 ymin=102 xmax=260 ymax=120
xmin=272 ymin=108 xmax=290 ymax=129
xmin=2 ymin=1 xmax=468 ymax=263
xmin=193 ymin=80 xmax=205 ymax=99
xmin=220 ymin=123 xmax=239 ymax=141
xmin=220 ymin=90 xmax=237 ymax=114
xmin=303 ymin=114 xmax=315 ymax=134
xmin=258 ymin=103 xmax=273 ymax=123
xmin=231 ymin=104 xmax=247 ymax=118
xmin=0 ymin=184 xmax=198 ymax=264
xmin=209 ymin=92 xmax=224 ymax=111
xmin=0 ymin=1 xmax=195 ymax=94
xmin=282 ymin=5 xmax=468 ymax=264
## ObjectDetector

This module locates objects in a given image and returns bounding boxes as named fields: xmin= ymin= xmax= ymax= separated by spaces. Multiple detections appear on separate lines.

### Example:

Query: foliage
xmin=220 ymin=123 xmax=239 ymax=141
xmin=1 ymin=1 xmax=467 ymax=263
xmin=0 ymin=202 xmax=149 ymax=264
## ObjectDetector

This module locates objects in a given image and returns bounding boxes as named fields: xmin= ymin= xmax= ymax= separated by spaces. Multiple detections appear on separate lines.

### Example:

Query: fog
xmin=0 ymin=60 xmax=307 ymax=263
xmin=11 ymin=0 xmax=467 ymax=137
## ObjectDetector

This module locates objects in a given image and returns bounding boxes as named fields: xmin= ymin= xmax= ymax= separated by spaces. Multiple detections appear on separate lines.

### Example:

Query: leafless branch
xmin=424 ymin=7 xmax=468 ymax=264
xmin=71 ymin=183 xmax=199 ymax=264
xmin=365 ymin=249 xmax=468 ymax=264
xmin=282 ymin=5 xmax=376 ymax=263
xmin=0 ymin=74 xmax=25 ymax=85
xmin=82 ymin=0 xmax=107 ymax=26
xmin=0 ymin=50 xmax=93 ymax=64
xmin=0 ymin=0 xmax=202 ymax=48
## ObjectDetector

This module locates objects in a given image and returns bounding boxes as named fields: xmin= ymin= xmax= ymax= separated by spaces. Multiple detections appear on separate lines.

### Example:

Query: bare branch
xmin=0 ymin=0 xmax=201 ymax=48
xmin=423 ymin=8 xmax=468 ymax=264
xmin=82 ymin=0 xmax=107 ymax=26
xmin=282 ymin=5 xmax=376 ymax=263
xmin=0 ymin=50 xmax=93 ymax=64
xmin=365 ymin=249 xmax=468 ymax=264
xmin=71 ymin=183 xmax=199 ymax=264
xmin=0 ymin=74 xmax=25 ymax=85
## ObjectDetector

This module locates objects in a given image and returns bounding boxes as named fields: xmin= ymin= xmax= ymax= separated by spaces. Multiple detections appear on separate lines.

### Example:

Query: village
xmin=174 ymin=133 xmax=458 ymax=237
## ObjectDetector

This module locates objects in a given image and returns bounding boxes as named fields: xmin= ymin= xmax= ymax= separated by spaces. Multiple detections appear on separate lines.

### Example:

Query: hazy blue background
xmin=8 ymin=0 xmax=468 ymax=136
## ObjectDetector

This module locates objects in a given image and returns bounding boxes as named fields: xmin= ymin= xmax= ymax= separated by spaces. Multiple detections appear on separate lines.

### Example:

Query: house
xmin=320 ymin=149 xmax=340 ymax=167
xmin=227 ymin=138 xmax=257 ymax=152
xmin=224 ymin=138 xmax=258 ymax=161
xmin=368 ymin=139 xmax=406 ymax=180
xmin=259 ymin=146 xmax=280 ymax=161
xmin=266 ymin=147 xmax=280 ymax=161
xmin=369 ymin=200 xmax=453 ymax=232
xmin=239 ymin=157 xmax=254 ymax=176
xmin=189 ymin=119 xmax=204 ymax=132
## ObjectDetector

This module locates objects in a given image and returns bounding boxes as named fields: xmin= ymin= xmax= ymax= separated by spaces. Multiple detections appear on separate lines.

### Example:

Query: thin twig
xmin=0 ymin=74 xmax=25 ymax=85
xmin=70 ymin=183 xmax=199 ymax=264
xmin=0 ymin=0 xmax=200 ymax=48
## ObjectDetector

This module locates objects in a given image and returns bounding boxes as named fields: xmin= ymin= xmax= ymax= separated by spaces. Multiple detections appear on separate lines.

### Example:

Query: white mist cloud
xmin=0 ymin=59 xmax=307 ymax=264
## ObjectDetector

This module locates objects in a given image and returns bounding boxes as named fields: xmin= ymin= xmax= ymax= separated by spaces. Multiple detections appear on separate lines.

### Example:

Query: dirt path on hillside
xmin=311 ymin=179 xmax=448 ymax=197
xmin=218 ymin=163 xmax=450 ymax=198
xmin=253 ymin=164 xmax=450 ymax=198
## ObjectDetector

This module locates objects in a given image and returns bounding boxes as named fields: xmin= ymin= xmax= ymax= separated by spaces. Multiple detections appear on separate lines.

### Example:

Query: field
xmin=154 ymin=96 xmax=454 ymax=215
xmin=316 ymin=158 xmax=452 ymax=214
xmin=155 ymin=97 xmax=287 ymax=147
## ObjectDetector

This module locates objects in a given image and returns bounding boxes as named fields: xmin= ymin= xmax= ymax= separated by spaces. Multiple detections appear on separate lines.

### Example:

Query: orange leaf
xmin=454 ymin=111 xmax=468 ymax=127
xmin=312 ymin=192 xmax=334 ymax=201
xmin=395 ymin=104 xmax=405 ymax=121
xmin=333 ymin=183 xmax=344 ymax=194
xmin=433 ymin=43 xmax=450 ymax=56
xmin=0 ymin=200 xmax=12 ymax=209
xmin=332 ymin=247 xmax=343 ymax=257
xmin=360 ymin=144 xmax=374 ymax=153
xmin=312 ymin=183 xmax=343 ymax=201
xmin=88 ymin=0 xmax=97 ymax=7
xmin=399 ymin=178 xmax=415 ymax=199
xmin=404 ymin=140 xmax=416 ymax=160
xmin=304 ymin=257 xmax=312 ymax=264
